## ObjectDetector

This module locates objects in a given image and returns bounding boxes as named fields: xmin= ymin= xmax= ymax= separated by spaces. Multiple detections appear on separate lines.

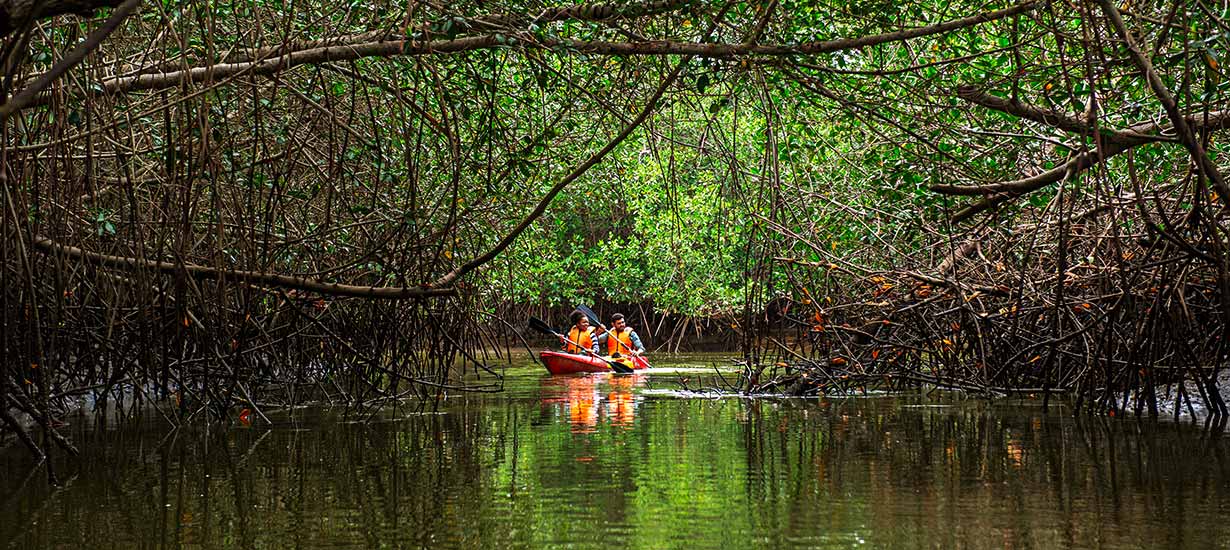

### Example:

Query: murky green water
xmin=3 ymin=353 xmax=1230 ymax=549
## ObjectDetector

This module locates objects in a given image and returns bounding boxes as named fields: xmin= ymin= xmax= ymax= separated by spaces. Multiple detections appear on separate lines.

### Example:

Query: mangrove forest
xmin=4 ymin=0 xmax=1230 ymax=547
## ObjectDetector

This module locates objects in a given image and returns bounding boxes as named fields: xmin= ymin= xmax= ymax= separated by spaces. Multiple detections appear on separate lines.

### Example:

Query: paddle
xmin=527 ymin=316 xmax=634 ymax=374
xmin=575 ymin=304 xmax=647 ymax=364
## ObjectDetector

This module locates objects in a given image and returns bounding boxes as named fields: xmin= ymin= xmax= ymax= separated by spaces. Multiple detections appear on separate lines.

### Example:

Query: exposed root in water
xmin=742 ymin=200 xmax=1230 ymax=422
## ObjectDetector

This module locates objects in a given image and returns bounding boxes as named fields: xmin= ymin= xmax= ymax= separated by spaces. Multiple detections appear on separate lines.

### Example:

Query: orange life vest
xmin=607 ymin=327 xmax=635 ymax=355
xmin=565 ymin=326 xmax=595 ymax=354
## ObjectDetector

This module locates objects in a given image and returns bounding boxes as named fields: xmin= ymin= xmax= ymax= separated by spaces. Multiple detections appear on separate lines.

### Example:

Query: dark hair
xmin=611 ymin=313 xmax=625 ymax=322
xmin=570 ymin=309 xmax=585 ymax=325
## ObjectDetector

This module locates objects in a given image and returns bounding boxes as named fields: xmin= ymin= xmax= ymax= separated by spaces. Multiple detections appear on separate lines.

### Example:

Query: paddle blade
xmin=528 ymin=316 xmax=557 ymax=336
xmin=606 ymin=358 xmax=634 ymax=374
xmin=575 ymin=304 xmax=603 ymax=327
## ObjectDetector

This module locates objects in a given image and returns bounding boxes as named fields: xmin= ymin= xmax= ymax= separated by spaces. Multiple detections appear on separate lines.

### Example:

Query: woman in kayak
xmin=561 ymin=309 xmax=601 ymax=355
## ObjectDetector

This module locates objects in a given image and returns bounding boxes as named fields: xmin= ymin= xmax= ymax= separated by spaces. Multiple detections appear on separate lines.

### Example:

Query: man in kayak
xmin=605 ymin=313 xmax=644 ymax=357
xmin=561 ymin=309 xmax=601 ymax=355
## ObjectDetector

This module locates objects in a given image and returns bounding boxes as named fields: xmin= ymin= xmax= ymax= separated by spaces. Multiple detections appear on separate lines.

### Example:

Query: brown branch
xmin=0 ymin=0 xmax=141 ymax=121
xmin=102 ymin=36 xmax=499 ymax=97
xmin=32 ymin=236 xmax=457 ymax=299
xmin=242 ymin=0 xmax=1032 ymax=60
xmin=936 ymin=108 xmax=1230 ymax=199
xmin=0 ymin=405 xmax=43 ymax=461
xmin=0 ymin=0 xmax=122 ymax=39
xmin=2 ymin=389 xmax=79 ymax=456
xmin=931 ymin=143 xmax=1129 ymax=196
xmin=937 ymin=83 xmax=1230 ymax=220
xmin=950 ymin=191 xmax=1018 ymax=223
xmin=955 ymin=85 xmax=1152 ymax=144
xmin=936 ymin=238 xmax=981 ymax=273
xmin=787 ymin=1 xmax=1039 ymax=54
xmin=431 ymin=57 xmax=687 ymax=288
xmin=20 ymin=1 xmax=1038 ymax=109
xmin=222 ymin=0 xmax=692 ymax=64
xmin=959 ymin=85 xmax=1230 ymax=140
xmin=448 ymin=0 xmax=694 ymax=32
xmin=1097 ymin=0 xmax=1230 ymax=207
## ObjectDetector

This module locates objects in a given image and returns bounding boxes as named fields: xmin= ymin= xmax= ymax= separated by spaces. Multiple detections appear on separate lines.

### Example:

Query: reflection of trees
xmin=738 ymin=399 xmax=1230 ymax=548
xmin=2 ymin=408 xmax=510 ymax=548
xmin=2 ymin=396 xmax=1229 ymax=548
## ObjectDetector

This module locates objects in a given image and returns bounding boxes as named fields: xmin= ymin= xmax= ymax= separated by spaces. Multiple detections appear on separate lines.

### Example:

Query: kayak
xmin=540 ymin=351 xmax=650 ymax=375
xmin=627 ymin=355 xmax=650 ymax=370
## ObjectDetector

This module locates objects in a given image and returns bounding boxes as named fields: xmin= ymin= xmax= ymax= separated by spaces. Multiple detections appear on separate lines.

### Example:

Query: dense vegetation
xmin=4 ymin=0 xmax=1230 ymax=461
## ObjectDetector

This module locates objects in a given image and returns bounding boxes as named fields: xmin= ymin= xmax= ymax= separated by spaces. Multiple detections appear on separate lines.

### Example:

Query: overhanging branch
xmin=431 ymin=56 xmax=687 ymax=288
xmin=33 ymin=236 xmax=457 ymax=299
xmin=932 ymin=143 xmax=1128 ymax=196
xmin=1097 ymin=0 xmax=1230 ymax=207
xmin=0 ymin=0 xmax=141 ymax=121
xmin=17 ymin=1 xmax=1039 ymax=109
xmin=938 ymin=82 xmax=1230 ymax=220
xmin=221 ymin=0 xmax=693 ymax=65
xmin=0 ymin=0 xmax=122 ymax=39
xmin=955 ymin=85 xmax=1152 ymax=145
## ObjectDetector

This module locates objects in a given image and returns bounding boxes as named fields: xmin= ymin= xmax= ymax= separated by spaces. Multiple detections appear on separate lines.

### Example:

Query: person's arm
xmin=629 ymin=330 xmax=644 ymax=354
xmin=589 ymin=329 xmax=602 ymax=355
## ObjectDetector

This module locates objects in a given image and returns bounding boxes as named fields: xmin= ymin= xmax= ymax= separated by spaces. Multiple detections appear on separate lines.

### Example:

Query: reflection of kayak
xmin=540 ymin=351 xmax=650 ymax=374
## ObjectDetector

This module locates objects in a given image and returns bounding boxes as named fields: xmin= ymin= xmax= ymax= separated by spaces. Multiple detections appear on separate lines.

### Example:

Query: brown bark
xmin=0 ymin=0 xmax=141 ymax=121
xmin=1097 ymin=0 xmax=1230 ymax=207
xmin=936 ymin=84 xmax=1230 ymax=213
xmin=932 ymin=143 xmax=1130 ymax=197
xmin=431 ymin=51 xmax=687 ymax=288
xmin=32 ymin=236 xmax=457 ymax=299
xmin=19 ymin=1 xmax=1039 ymax=109
xmin=222 ymin=0 xmax=691 ymax=64
xmin=0 ymin=0 xmax=123 ymax=38
xmin=956 ymin=86 xmax=1152 ymax=145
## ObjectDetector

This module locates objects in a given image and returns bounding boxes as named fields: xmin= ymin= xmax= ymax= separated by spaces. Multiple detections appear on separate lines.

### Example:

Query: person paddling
xmin=561 ymin=309 xmax=601 ymax=356
xmin=605 ymin=313 xmax=644 ymax=357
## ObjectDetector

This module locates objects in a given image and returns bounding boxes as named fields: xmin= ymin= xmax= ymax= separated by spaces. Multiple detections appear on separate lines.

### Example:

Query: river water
xmin=2 ymin=353 xmax=1230 ymax=549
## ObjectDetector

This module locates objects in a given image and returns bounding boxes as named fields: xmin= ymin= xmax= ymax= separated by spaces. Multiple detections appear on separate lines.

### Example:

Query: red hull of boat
xmin=540 ymin=351 xmax=650 ymax=374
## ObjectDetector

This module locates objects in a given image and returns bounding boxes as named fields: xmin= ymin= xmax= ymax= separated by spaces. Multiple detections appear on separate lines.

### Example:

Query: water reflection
xmin=539 ymin=374 xmax=646 ymax=433
xmin=1 ymin=365 xmax=1230 ymax=549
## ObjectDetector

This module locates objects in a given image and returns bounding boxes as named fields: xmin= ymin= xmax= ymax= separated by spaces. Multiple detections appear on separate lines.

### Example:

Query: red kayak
xmin=540 ymin=351 xmax=650 ymax=375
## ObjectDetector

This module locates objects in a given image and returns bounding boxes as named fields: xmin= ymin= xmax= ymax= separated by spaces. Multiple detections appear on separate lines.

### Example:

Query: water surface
xmin=3 ymin=353 xmax=1229 ymax=549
